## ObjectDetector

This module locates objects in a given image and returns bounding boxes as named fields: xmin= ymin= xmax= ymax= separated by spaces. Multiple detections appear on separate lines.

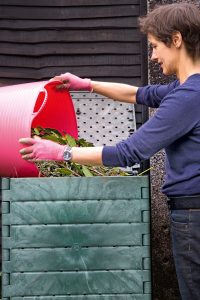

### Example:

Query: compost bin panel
xmin=1 ymin=176 xmax=151 ymax=299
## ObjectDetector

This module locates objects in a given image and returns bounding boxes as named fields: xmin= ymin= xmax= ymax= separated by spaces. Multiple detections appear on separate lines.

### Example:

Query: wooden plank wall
xmin=0 ymin=0 xmax=147 ymax=89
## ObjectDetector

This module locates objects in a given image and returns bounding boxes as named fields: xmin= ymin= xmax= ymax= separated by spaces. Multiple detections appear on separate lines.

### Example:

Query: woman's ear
xmin=172 ymin=31 xmax=182 ymax=49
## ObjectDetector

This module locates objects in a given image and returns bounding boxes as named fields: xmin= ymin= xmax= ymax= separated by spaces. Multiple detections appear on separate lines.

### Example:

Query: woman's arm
xmin=71 ymin=146 xmax=103 ymax=165
xmin=19 ymin=137 xmax=104 ymax=166
xmin=51 ymin=72 xmax=138 ymax=104
xmin=91 ymin=81 xmax=138 ymax=104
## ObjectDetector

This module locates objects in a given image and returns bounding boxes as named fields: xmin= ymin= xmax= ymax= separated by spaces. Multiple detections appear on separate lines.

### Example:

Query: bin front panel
xmin=1 ymin=177 xmax=151 ymax=299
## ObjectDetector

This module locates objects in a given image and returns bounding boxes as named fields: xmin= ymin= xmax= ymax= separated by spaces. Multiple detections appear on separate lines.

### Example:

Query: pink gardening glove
xmin=51 ymin=72 xmax=92 ymax=92
xmin=19 ymin=136 xmax=66 ymax=161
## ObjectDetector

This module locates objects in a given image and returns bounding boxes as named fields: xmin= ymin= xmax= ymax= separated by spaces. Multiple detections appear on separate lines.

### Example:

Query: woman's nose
xmin=151 ymin=49 xmax=158 ymax=61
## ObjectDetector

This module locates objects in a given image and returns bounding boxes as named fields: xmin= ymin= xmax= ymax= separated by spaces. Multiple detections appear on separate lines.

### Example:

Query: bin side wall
xmin=2 ymin=176 xmax=151 ymax=298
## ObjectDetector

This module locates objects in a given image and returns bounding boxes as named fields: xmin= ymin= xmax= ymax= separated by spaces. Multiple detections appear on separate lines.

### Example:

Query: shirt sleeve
xmin=136 ymin=80 xmax=179 ymax=108
xmin=102 ymin=88 xmax=200 ymax=167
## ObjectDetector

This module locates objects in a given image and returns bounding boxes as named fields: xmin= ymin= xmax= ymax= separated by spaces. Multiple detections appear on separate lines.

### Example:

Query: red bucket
xmin=0 ymin=80 xmax=78 ymax=177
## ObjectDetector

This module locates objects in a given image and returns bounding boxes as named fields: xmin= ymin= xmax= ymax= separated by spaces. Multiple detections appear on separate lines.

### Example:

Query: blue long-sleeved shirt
xmin=102 ymin=74 xmax=200 ymax=196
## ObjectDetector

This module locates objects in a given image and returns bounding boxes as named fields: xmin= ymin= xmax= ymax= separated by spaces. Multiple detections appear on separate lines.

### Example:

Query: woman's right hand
xmin=50 ymin=72 xmax=92 ymax=92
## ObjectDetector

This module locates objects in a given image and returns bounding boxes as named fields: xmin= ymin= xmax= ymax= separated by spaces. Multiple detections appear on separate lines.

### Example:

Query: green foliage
xmin=31 ymin=127 xmax=130 ymax=177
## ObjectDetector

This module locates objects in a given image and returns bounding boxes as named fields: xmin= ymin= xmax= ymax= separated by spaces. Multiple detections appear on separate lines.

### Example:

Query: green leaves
xmin=32 ymin=127 xmax=130 ymax=177
xmin=64 ymin=134 xmax=77 ymax=147
xmin=82 ymin=165 xmax=93 ymax=177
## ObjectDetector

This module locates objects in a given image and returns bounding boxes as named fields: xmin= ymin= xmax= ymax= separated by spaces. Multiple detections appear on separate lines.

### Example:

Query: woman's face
xmin=148 ymin=34 xmax=179 ymax=76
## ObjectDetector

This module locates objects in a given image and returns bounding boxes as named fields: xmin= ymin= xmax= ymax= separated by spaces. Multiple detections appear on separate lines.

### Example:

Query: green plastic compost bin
xmin=1 ymin=176 xmax=151 ymax=299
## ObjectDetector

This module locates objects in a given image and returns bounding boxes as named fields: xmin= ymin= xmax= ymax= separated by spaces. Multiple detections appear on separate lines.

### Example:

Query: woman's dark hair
xmin=138 ymin=2 xmax=200 ymax=59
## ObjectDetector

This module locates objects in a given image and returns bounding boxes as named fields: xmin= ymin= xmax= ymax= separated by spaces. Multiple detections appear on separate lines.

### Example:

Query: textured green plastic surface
xmin=1 ymin=176 xmax=151 ymax=299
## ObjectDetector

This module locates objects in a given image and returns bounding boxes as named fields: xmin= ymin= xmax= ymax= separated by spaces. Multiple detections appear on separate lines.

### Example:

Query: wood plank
xmin=7 ymin=270 xmax=150 ymax=296
xmin=7 ymin=246 xmax=149 ymax=271
xmin=1 ymin=0 xmax=140 ymax=7
xmin=10 ymin=223 xmax=149 ymax=247
xmin=0 ymin=77 xmax=142 ymax=86
xmin=0 ymin=17 xmax=138 ymax=30
xmin=0 ymin=42 xmax=141 ymax=56
xmin=0 ymin=65 xmax=141 ymax=79
xmin=5 ymin=199 xmax=147 ymax=225
xmin=0 ymin=54 xmax=141 ymax=68
xmin=5 ymin=177 xmax=149 ymax=201
xmin=0 ymin=29 xmax=141 ymax=43
xmin=0 ymin=5 xmax=139 ymax=20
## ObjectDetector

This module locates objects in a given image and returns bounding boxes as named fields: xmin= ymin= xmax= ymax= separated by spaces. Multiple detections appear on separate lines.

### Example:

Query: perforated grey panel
xmin=71 ymin=92 xmax=136 ymax=146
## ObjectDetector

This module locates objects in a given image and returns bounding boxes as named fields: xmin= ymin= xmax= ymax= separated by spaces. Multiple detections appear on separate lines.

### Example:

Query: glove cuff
xmin=83 ymin=78 xmax=93 ymax=92
xmin=56 ymin=145 xmax=66 ymax=161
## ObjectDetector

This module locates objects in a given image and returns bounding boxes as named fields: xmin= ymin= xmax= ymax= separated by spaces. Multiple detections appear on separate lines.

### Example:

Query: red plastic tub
xmin=0 ymin=80 xmax=78 ymax=177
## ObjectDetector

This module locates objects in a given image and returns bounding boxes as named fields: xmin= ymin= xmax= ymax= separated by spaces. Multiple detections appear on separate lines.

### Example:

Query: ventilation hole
xmin=76 ymin=108 xmax=81 ymax=115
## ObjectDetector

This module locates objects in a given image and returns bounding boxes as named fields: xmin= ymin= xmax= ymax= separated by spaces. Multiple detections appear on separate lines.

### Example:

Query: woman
xmin=19 ymin=3 xmax=200 ymax=299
